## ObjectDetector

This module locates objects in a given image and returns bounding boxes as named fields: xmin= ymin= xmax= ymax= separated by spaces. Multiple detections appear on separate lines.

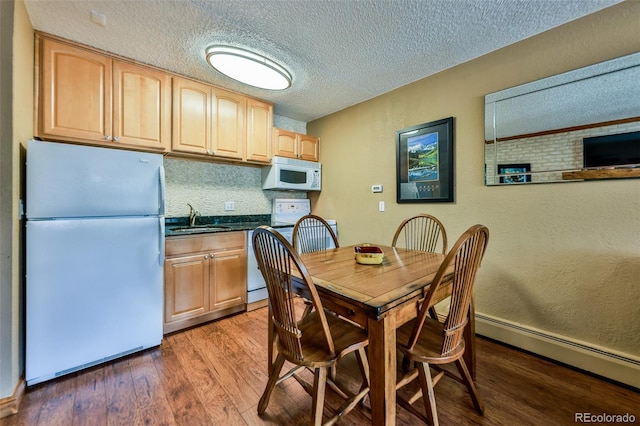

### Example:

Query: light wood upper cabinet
xmin=298 ymin=133 xmax=320 ymax=162
xmin=39 ymin=38 xmax=112 ymax=143
xmin=246 ymin=98 xmax=273 ymax=164
xmin=173 ymin=78 xmax=263 ymax=162
xmin=211 ymin=88 xmax=246 ymax=160
xmin=37 ymin=36 xmax=171 ymax=151
xmin=272 ymin=128 xmax=297 ymax=159
xmin=172 ymin=77 xmax=212 ymax=155
xmin=112 ymin=60 xmax=171 ymax=151
xmin=273 ymin=128 xmax=319 ymax=162
xmin=37 ymin=34 xmax=274 ymax=164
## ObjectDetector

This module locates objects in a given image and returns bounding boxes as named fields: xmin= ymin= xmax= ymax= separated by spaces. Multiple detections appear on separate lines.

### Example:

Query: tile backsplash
xmin=164 ymin=158 xmax=305 ymax=218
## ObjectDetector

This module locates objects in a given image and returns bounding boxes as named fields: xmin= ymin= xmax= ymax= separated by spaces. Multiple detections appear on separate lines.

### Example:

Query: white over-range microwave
xmin=262 ymin=156 xmax=322 ymax=191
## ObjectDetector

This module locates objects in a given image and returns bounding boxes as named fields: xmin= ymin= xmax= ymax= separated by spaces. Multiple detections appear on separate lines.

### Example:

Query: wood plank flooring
xmin=2 ymin=304 xmax=638 ymax=425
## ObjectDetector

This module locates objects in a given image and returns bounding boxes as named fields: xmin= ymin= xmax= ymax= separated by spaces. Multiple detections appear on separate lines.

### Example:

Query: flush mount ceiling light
xmin=205 ymin=46 xmax=292 ymax=90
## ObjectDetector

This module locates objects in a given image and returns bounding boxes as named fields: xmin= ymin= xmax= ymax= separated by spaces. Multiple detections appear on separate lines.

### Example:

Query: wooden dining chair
xmin=293 ymin=214 xmax=339 ymax=254
xmin=293 ymin=214 xmax=339 ymax=319
xmin=391 ymin=213 xmax=448 ymax=254
xmin=392 ymin=214 xmax=448 ymax=321
xmin=252 ymin=226 xmax=370 ymax=426
xmin=395 ymin=224 xmax=489 ymax=425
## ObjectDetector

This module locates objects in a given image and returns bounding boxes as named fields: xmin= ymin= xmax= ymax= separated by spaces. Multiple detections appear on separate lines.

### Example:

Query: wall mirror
xmin=484 ymin=52 xmax=640 ymax=185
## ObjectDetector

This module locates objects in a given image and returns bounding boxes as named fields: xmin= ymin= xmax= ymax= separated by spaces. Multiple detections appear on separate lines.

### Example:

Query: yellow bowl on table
xmin=354 ymin=245 xmax=384 ymax=265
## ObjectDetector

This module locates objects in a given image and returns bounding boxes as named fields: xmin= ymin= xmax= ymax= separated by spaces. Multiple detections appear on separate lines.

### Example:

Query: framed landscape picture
xmin=498 ymin=163 xmax=531 ymax=184
xmin=396 ymin=117 xmax=454 ymax=202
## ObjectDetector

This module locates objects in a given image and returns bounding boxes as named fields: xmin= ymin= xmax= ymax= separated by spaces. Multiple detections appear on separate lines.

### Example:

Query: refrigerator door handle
xmin=159 ymin=217 xmax=165 ymax=265
xmin=159 ymin=165 xmax=166 ymax=215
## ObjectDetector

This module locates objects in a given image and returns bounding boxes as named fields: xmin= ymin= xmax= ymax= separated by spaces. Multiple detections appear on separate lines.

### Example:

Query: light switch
xmin=379 ymin=201 xmax=385 ymax=212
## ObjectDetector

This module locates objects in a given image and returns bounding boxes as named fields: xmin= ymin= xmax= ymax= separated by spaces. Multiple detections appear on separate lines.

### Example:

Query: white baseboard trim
xmin=475 ymin=313 xmax=640 ymax=389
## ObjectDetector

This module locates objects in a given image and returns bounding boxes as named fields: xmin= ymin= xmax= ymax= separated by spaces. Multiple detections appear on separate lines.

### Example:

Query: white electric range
xmin=246 ymin=198 xmax=337 ymax=308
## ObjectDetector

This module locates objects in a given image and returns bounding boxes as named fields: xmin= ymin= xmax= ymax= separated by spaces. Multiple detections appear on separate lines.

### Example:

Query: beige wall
xmin=308 ymin=1 xmax=640 ymax=357
xmin=1 ymin=0 xmax=32 ymax=402
xmin=0 ymin=0 xmax=16 ymax=401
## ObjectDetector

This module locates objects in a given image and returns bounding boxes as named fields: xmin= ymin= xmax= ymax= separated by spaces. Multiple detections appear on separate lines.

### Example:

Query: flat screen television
xmin=583 ymin=130 xmax=640 ymax=168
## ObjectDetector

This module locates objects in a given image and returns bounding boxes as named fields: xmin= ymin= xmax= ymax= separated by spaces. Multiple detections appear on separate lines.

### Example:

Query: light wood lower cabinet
xmin=164 ymin=232 xmax=246 ymax=334
xmin=209 ymin=248 xmax=246 ymax=311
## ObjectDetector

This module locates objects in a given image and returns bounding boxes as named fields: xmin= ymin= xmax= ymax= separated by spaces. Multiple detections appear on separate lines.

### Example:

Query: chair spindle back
xmin=293 ymin=214 xmax=339 ymax=254
xmin=407 ymin=224 xmax=489 ymax=356
xmin=392 ymin=214 xmax=448 ymax=254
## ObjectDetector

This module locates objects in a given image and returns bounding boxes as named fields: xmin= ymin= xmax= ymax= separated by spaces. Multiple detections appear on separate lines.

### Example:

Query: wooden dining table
xmin=288 ymin=244 xmax=477 ymax=426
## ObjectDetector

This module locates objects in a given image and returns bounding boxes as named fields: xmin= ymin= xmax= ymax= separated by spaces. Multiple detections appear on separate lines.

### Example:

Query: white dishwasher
xmin=246 ymin=199 xmax=337 ymax=310
xmin=246 ymin=231 xmax=270 ymax=305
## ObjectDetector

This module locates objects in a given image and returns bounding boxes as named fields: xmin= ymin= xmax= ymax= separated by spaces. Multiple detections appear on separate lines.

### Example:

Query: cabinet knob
xmin=210 ymin=253 xmax=215 ymax=258
xmin=204 ymin=255 xmax=209 ymax=260
xmin=114 ymin=136 xmax=120 ymax=141
xmin=105 ymin=135 xmax=111 ymax=140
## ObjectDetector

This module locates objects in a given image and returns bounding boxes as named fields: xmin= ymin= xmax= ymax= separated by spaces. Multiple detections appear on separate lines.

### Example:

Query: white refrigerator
xmin=25 ymin=140 xmax=165 ymax=386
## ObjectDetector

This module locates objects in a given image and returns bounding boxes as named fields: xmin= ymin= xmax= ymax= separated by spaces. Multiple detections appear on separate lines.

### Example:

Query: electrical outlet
xmin=224 ymin=201 xmax=235 ymax=211
xmin=372 ymin=184 xmax=383 ymax=193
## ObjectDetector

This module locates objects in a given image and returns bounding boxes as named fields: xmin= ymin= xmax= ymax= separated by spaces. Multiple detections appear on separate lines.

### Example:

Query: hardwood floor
xmin=3 ymin=305 xmax=638 ymax=425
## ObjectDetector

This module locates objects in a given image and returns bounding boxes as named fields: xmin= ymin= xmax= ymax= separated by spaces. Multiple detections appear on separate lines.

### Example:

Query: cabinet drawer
xmin=166 ymin=231 xmax=245 ymax=256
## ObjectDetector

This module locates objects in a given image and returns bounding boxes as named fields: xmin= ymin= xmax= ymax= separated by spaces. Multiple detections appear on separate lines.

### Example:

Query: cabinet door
xmin=112 ymin=60 xmax=171 ymax=151
xmin=272 ymin=128 xmax=298 ymax=159
xmin=172 ymin=77 xmax=212 ymax=155
xmin=164 ymin=253 xmax=209 ymax=323
xmin=39 ymin=38 xmax=112 ymax=143
xmin=211 ymin=88 xmax=246 ymax=160
xmin=246 ymin=98 xmax=273 ymax=163
xmin=210 ymin=249 xmax=246 ymax=311
xmin=298 ymin=134 xmax=320 ymax=162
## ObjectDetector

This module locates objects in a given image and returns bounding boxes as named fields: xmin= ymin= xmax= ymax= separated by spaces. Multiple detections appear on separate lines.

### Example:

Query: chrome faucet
xmin=187 ymin=203 xmax=200 ymax=227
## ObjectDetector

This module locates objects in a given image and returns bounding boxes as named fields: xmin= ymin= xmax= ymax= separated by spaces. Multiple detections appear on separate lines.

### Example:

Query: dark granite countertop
xmin=165 ymin=214 xmax=288 ymax=237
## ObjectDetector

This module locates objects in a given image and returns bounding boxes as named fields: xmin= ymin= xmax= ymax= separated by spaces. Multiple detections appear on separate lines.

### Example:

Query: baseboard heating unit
xmin=475 ymin=313 xmax=639 ymax=389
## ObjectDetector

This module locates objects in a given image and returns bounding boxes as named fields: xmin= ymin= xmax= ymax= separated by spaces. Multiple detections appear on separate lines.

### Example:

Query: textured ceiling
xmin=486 ymin=52 xmax=640 ymax=139
xmin=24 ymin=0 xmax=622 ymax=123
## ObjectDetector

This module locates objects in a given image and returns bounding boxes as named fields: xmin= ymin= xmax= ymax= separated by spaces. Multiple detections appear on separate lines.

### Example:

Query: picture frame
xmin=396 ymin=117 xmax=454 ymax=203
xmin=498 ymin=163 xmax=531 ymax=184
